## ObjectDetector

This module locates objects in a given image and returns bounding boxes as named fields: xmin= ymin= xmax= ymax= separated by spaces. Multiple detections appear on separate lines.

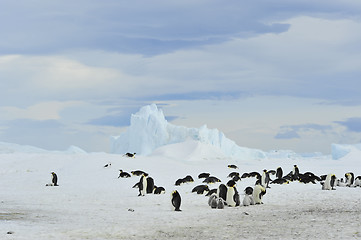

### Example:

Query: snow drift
xmin=110 ymin=104 xmax=266 ymax=160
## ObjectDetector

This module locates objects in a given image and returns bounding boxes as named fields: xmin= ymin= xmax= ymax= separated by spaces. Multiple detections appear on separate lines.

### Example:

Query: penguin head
xmin=227 ymin=180 xmax=236 ymax=187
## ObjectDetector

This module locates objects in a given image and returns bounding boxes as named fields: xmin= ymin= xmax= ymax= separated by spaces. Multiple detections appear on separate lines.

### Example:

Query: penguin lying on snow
xmin=103 ymin=162 xmax=111 ymax=168
xmin=175 ymin=175 xmax=194 ymax=185
xmin=191 ymin=185 xmax=210 ymax=194
xmin=198 ymin=172 xmax=210 ymax=179
xmin=123 ymin=152 xmax=136 ymax=158
xmin=202 ymin=176 xmax=221 ymax=184
xmin=118 ymin=170 xmax=131 ymax=178
xmin=131 ymin=170 xmax=147 ymax=176
xmin=154 ymin=186 xmax=166 ymax=194
xmin=228 ymin=164 xmax=238 ymax=169
xmin=171 ymin=190 xmax=182 ymax=211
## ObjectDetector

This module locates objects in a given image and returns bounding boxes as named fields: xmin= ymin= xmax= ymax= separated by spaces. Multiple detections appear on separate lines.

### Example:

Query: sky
xmin=1 ymin=0 xmax=361 ymax=154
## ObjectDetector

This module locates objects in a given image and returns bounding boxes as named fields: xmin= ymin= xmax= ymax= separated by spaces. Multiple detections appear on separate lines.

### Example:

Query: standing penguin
xmin=217 ymin=198 xmax=225 ymax=209
xmin=225 ymin=180 xmax=240 ymax=207
xmin=146 ymin=177 xmax=154 ymax=194
xmin=322 ymin=174 xmax=336 ymax=190
xmin=253 ymin=185 xmax=266 ymax=204
xmin=171 ymin=190 xmax=182 ymax=211
xmin=218 ymin=184 xmax=227 ymax=202
xmin=138 ymin=173 xmax=148 ymax=196
xmin=276 ymin=167 xmax=283 ymax=179
xmin=51 ymin=172 xmax=58 ymax=186
xmin=345 ymin=172 xmax=355 ymax=187
xmin=292 ymin=165 xmax=300 ymax=181
xmin=243 ymin=186 xmax=255 ymax=206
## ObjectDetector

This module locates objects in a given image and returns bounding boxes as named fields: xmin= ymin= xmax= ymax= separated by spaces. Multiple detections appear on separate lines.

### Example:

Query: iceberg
xmin=110 ymin=104 xmax=266 ymax=160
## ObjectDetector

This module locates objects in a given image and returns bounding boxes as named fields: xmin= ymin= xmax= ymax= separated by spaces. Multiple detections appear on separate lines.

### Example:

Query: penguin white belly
xmin=141 ymin=177 xmax=147 ymax=196
xmin=253 ymin=185 xmax=264 ymax=204
xmin=243 ymin=195 xmax=252 ymax=206
xmin=323 ymin=174 xmax=332 ymax=190
xmin=226 ymin=187 xmax=236 ymax=207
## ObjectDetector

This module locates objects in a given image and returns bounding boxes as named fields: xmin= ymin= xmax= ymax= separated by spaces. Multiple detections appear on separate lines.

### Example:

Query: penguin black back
xmin=51 ymin=172 xmax=58 ymax=186
xmin=171 ymin=190 xmax=182 ymax=211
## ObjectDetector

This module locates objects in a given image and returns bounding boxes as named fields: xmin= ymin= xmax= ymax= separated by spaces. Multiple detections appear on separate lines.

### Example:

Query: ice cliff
xmin=110 ymin=104 xmax=266 ymax=160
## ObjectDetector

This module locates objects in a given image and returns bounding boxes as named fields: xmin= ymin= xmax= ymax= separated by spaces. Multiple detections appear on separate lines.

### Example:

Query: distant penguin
xmin=228 ymin=164 xmax=238 ymax=169
xmin=171 ymin=190 xmax=182 ymax=211
xmin=345 ymin=172 xmax=355 ymax=187
xmin=198 ymin=172 xmax=210 ymax=179
xmin=124 ymin=152 xmax=136 ymax=158
xmin=217 ymin=198 xmax=225 ymax=209
xmin=154 ymin=186 xmax=166 ymax=194
xmin=322 ymin=174 xmax=336 ymax=190
xmin=253 ymin=185 xmax=266 ymax=204
xmin=218 ymin=184 xmax=227 ymax=202
xmin=292 ymin=165 xmax=300 ymax=181
xmin=276 ymin=167 xmax=283 ymax=179
xmin=138 ymin=173 xmax=148 ymax=196
xmin=118 ymin=170 xmax=131 ymax=178
xmin=146 ymin=177 xmax=154 ymax=194
xmin=51 ymin=172 xmax=58 ymax=186
xmin=103 ymin=162 xmax=111 ymax=168
xmin=225 ymin=180 xmax=239 ymax=207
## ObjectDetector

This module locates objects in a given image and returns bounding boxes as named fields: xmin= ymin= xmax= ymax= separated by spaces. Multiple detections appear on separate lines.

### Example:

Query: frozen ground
xmin=1 ymin=141 xmax=361 ymax=239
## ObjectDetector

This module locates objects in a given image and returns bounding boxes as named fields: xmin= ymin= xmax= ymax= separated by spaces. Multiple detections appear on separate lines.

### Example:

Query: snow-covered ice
xmin=1 ymin=104 xmax=361 ymax=239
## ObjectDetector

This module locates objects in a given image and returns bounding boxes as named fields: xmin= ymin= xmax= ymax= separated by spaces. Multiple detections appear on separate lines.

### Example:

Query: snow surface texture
xmin=1 ymin=141 xmax=361 ymax=240
xmin=111 ymin=104 xmax=267 ymax=160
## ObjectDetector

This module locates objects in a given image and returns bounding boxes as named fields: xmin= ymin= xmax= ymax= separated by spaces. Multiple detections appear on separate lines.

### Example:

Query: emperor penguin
xmin=208 ymin=194 xmax=217 ymax=207
xmin=322 ymin=174 xmax=336 ymax=190
xmin=345 ymin=172 xmax=355 ymax=187
xmin=217 ymin=198 xmax=225 ymax=209
xmin=218 ymin=184 xmax=227 ymax=202
xmin=51 ymin=172 xmax=58 ymax=186
xmin=225 ymin=180 xmax=240 ymax=207
xmin=146 ymin=177 xmax=154 ymax=194
xmin=210 ymin=195 xmax=218 ymax=209
xmin=243 ymin=186 xmax=255 ymax=206
xmin=292 ymin=165 xmax=300 ymax=181
xmin=253 ymin=185 xmax=266 ymax=204
xmin=138 ymin=173 xmax=148 ymax=196
xmin=354 ymin=176 xmax=361 ymax=187
xmin=276 ymin=167 xmax=283 ymax=179
xmin=171 ymin=190 xmax=182 ymax=211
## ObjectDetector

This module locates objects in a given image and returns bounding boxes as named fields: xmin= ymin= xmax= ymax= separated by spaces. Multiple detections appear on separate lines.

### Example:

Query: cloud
xmin=275 ymin=123 xmax=333 ymax=139
xmin=274 ymin=130 xmax=300 ymax=139
xmin=334 ymin=118 xmax=361 ymax=132
xmin=0 ymin=101 xmax=83 ymax=121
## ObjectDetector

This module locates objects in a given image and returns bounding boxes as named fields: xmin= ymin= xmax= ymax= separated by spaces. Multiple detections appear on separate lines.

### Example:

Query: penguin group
xmin=45 ymin=157 xmax=360 ymax=214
